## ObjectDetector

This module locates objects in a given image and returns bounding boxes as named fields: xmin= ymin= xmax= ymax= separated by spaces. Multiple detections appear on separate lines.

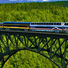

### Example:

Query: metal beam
xmin=0 ymin=30 xmax=68 ymax=68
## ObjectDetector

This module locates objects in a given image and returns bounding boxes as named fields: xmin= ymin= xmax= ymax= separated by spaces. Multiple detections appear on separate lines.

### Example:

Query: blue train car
xmin=3 ymin=21 xmax=30 ymax=30
xmin=0 ymin=23 xmax=3 ymax=29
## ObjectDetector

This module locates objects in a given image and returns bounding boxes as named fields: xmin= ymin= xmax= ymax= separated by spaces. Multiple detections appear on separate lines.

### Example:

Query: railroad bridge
xmin=0 ymin=30 xmax=68 ymax=68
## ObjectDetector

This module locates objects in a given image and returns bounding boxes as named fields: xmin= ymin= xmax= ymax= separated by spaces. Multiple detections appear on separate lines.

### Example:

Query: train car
xmin=63 ymin=22 xmax=68 ymax=33
xmin=0 ymin=21 xmax=68 ymax=33
xmin=3 ymin=21 xmax=30 ymax=31
xmin=64 ymin=22 xmax=68 ymax=29
xmin=0 ymin=23 xmax=3 ymax=29
xmin=30 ymin=22 xmax=63 ymax=32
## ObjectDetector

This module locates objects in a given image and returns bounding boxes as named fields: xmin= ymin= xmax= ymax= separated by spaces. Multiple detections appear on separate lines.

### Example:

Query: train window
xmin=44 ymin=23 xmax=45 ymax=25
xmin=48 ymin=23 xmax=49 ymax=25
xmin=56 ymin=23 xmax=60 ymax=25
xmin=48 ymin=23 xmax=50 ymax=25
xmin=46 ymin=23 xmax=49 ymax=25
xmin=4 ymin=24 xmax=29 ymax=27
xmin=59 ymin=23 xmax=61 ymax=25
xmin=31 ymin=23 xmax=34 ymax=25
xmin=49 ymin=23 xmax=53 ymax=25
xmin=58 ymin=23 xmax=61 ymax=25
xmin=39 ymin=23 xmax=42 ymax=25
xmin=42 ymin=23 xmax=43 ymax=25
xmin=44 ymin=23 xmax=46 ymax=25
xmin=40 ymin=23 xmax=42 ymax=25
xmin=54 ymin=23 xmax=57 ymax=25
xmin=36 ymin=23 xmax=37 ymax=25
xmin=65 ymin=23 xmax=68 ymax=25
xmin=38 ymin=23 xmax=40 ymax=25
xmin=37 ymin=23 xmax=49 ymax=25
xmin=43 ymin=23 xmax=45 ymax=25
xmin=35 ymin=23 xmax=37 ymax=25
xmin=51 ymin=23 xmax=53 ymax=25
xmin=49 ymin=23 xmax=50 ymax=25
xmin=39 ymin=23 xmax=41 ymax=24
xmin=53 ymin=23 xmax=54 ymax=25
xmin=37 ymin=23 xmax=39 ymax=25
xmin=39 ymin=23 xmax=43 ymax=25
xmin=36 ymin=23 xmax=38 ymax=25
xmin=33 ymin=23 xmax=35 ymax=25
xmin=49 ymin=23 xmax=51 ymax=25
xmin=57 ymin=23 xmax=59 ymax=25
xmin=47 ymin=23 xmax=49 ymax=25
xmin=39 ymin=23 xmax=41 ymax=25
xmin=34 ymin=23 xmax=35 ymax=25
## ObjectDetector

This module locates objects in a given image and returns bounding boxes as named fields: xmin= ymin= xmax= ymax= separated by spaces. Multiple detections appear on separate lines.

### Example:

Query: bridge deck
xmin=0 ymin=30 xmax=68 ymax=39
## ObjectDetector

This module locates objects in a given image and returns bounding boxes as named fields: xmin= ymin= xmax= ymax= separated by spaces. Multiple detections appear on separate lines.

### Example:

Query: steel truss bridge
xmin=0 ymin=30 xmax=68 ymax=68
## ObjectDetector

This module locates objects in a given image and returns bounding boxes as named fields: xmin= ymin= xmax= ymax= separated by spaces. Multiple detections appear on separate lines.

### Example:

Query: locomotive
xmin=0 ymin=21 xmax=68 ymax=33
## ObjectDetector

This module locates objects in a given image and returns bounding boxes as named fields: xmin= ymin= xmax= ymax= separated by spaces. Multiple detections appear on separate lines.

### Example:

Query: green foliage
xmin=0 ymin=1 xmax=68 ymax=22
xmin=3 ymin=51 xmax=58 ymax=68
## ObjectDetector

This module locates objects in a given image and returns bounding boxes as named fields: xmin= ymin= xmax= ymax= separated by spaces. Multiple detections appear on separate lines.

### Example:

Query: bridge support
xmin=0 ymin=31 xmax=68 ymax=68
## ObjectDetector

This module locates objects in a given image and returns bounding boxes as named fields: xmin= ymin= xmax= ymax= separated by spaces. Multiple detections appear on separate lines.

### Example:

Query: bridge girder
xmin=0 ymin=30 xmax=68 ymax=68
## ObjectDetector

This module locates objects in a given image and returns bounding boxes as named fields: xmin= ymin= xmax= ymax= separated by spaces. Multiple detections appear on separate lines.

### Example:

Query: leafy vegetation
xmin=0 ymin=1 xmax=68 ymax=22
xmin=0 ymin=1 xmax=68 ymax=68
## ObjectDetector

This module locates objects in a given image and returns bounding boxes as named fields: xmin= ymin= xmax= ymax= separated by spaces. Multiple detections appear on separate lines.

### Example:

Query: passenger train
xmin=0 ymin=21 xmax=68 ymax=33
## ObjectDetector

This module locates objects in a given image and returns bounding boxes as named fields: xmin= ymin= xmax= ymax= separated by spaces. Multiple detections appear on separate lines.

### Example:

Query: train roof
xmin=0 ymin=23 xmax=3 ymax=24
xmin=65 ymin=22 xmax=68 ymax=23
xmin=4 ymin=22 xmax=30 ymax=24
xmin=31 ymin=22 xmax=62 ymax=23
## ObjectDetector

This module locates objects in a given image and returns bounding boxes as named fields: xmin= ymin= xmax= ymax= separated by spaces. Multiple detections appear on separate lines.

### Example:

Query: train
xmin=0 ymin=21 xmax=68 ymax=33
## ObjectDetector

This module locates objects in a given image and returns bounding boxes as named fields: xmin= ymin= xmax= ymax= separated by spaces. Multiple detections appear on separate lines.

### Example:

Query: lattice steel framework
xmin=0 ymin=30 xmax=68 ymax=68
